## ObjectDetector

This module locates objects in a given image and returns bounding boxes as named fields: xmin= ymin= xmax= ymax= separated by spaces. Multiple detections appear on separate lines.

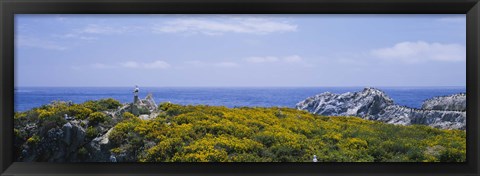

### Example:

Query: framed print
xmin=1 ymin=0 xmax=479 ymax=175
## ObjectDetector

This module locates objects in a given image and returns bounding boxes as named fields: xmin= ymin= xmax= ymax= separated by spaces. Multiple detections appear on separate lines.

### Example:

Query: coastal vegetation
xmin=14 ymin=99 xmax=466 ymax=162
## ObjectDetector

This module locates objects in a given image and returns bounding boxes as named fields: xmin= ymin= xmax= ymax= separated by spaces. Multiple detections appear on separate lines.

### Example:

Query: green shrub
xmin=88 ymin=112 xmax=108 ymax=125
xmin=40 ymin=114 xmax=67 ymax=130
xmin=439 ymin=148 xmax=466 ymax=162
xmin=86 ymin=126 xmax=99 ymax=138
xmin=111 ymin=147 xmax=122 ymax=155
xmin=98 ymin=98 xmax=122 ymax=110
xmin=67 ymin=105 xmax=93 ymax=120
xmin=14 ymin=101 xmax=467 ymax=162
xmin=122 ymin=112 xmax=136 ymax=119
xmin=27 ymin=135 xmax=41 ymax=145
xmin=84 ymin=98 xmax=122 ymax=112
xmin=158 ymin=102 xmax=175 ymax=111
xmin=78 ymin=147 xmax=88 ymax=156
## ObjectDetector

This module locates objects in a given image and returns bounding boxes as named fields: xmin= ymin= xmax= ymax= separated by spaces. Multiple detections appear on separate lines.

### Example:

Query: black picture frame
xmin=1 ymin=0 xmax=479 ymax=175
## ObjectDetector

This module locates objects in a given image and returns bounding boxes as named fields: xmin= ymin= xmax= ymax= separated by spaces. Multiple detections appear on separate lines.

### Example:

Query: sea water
xmin=14 ymin=87 xmax=466 ymax=112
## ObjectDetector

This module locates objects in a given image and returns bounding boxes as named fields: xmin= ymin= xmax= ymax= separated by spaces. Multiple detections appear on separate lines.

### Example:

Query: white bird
xmin=134 ymin=85 xmax=139 ymax=93
xmin=313 ymin=155 xmax=318 ymax=162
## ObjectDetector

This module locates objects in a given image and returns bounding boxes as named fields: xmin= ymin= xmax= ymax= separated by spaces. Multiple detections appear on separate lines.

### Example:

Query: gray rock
xmin=296 ymin=88 xmax=394 ymax=117
xmin=296 ymin=87 xmax=466 ymax=130
xmin=87 ymin=128 xmax=114 ymax=162
xmin=18 ymin=120 xmax=89 ymax=162
xmin=16 ymin=93 xmax=163 ymax=162
xmin=139 ymin=114 xmax=150 ymax=120
xmin=62 ymin=121 xmax=86 ymax=148
xmin=114 ymin=93 xmax=158 ymax=117
xmin=113 ymin=104 xmax=132 ymax=118
xmin=421 ymin=93 xmax=466 ymax=111
xmin=141 ymin=93 xmax=158 ymax=112
xmin=62 ymin=122 xmax=73 ymax=145
xmin=371 ymin=105 xmax=465 ymax=130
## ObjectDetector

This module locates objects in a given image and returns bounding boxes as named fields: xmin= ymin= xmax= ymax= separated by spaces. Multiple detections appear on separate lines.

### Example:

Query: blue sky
xmin=15 ymin=14 xmax=466 ymax=87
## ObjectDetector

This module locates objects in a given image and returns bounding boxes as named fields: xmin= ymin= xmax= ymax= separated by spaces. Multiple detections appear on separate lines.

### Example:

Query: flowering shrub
xmin=109 ymin=104 xmax=466 ymax=162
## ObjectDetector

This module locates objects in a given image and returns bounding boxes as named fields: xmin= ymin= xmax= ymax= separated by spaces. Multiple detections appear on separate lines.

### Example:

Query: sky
xmin=15 ymin=14 xmax=466 ymax=87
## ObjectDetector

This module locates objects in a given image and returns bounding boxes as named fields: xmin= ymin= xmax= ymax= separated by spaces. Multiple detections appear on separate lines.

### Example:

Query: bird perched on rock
xmin=133 ymin=85 xmax=139 ymax=95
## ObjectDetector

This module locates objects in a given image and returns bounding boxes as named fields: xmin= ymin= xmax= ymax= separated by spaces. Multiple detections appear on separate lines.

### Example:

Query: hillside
xmin=14 ymin=99 xmax=466 ymax=162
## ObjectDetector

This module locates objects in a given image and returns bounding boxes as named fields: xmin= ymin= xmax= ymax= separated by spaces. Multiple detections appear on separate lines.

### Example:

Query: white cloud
xmin=56 ymin=24 xmax=136 ymax=41
xmin=371 ymin=41 xmax=465 ymax=63
xmin=78 ymin=24 xmax=130 ymax=35
xmin=16 ymin=36 xmax=67 ymax=50
xmin=153 ymin=17 xmax=297 ymax=35
xmin=120 ymin=61 xmax=140 ymax=68
xmin=144 ymin=61 xmax=171 ymax=69
xmin=120 ymin=61 xmax=171 ymax=69
xmin=181 ymin=60 xmax=239 ymax=68
xmin=283 ymin=55 xmax=303 ymax=63
xmin=213 ymin=62 xmax=239 ymax=68
xmin=92 ymin=60 xmax=171 ymax=69
xmin=244 ymin=56 xmax=279 ymax=63
xmin=244 ymin=55 xmax=304 ymax=63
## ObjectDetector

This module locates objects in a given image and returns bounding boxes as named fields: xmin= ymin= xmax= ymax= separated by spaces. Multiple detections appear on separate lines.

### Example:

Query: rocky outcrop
xmin=421 ymin=93 xmax=466 ymax=111
xmin=296 ymin=87 xmax=466 ymax=130
xmin=15 ymin=94 xmax=162 ymax=162
xmin=114 ymin=94 xmax=158 ymax=117
xmin=367 ymin=105 xmax=465 ymax=130
xmin=141 ymin=93 xmax=158 ymax=112
xmin=296 ymin=88 xmax=394 ymax=117
xmin=86 ymin=128 xmax=114 ymax=162
xmin=18 ymin=120 xmax=89 ymax=162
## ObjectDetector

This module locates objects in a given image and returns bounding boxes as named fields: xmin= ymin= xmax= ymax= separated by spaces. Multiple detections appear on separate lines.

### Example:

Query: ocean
xmin=14 ymin=87 xmax=466 ymax=112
